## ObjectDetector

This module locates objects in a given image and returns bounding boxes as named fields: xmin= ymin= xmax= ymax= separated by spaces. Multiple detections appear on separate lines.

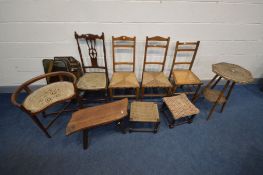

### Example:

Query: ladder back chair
xmin=11 ymin=71 xmax=78 ymax=138
xmin=169 ymin=41 xmax=202 ymax=101
xmin=75 ymin=32 xmax=109 ymax=103
xmin=109 ymin=36 xmax=139 ymax=99
xmin=141 ymin=36 xmax=172 ymax=98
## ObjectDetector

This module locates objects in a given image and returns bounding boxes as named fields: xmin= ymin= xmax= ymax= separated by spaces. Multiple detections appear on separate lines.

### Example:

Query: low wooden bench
xmin=66 ymin=98 xmax=128 ymax=150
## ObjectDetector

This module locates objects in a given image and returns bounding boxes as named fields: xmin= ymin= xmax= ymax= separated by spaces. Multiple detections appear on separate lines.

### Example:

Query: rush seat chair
xmin=141 ymin=36 xmax=172 ymax=98
xmin=169 ymin=41 xmax=202 ymax=101
xmin=109 ymin=36 xmax=139 ymax=99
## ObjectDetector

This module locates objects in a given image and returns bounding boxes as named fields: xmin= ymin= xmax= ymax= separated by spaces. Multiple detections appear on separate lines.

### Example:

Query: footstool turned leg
xmin=188 ymin=115 xmax=196 ymax=124
xmin=129 ymin=122 xmax=135 ymax=133
xmin=83 ymin=129 xmax=88 ymax=150
xmin=169 ymin=119 xmax=175 ymax=129
xmin=154 ymin=122 xmax=160 ymax=133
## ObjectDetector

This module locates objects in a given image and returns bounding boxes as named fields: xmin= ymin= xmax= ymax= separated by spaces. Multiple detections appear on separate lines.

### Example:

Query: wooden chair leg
xmin=30 ymin=116 xmax=51 ymax=138
xmin=167 ymin=87 xmax=172 ymax=96
xmin=136 ymin=87 xmax=139 ymax=100
xmin=141 ymin=87 xmax=145 ymax=100
xmin=169 ymin=119 xmax=175 ymax=128
xmin=172 ymin=85 xmax=178 ymax=94
xmin=188 ymin=115 xmax=196 ymax=124
xmin=109 ymin=88 xmax=113 ymax=101
xmin=154 ymin=122 xmax=160 ymax=133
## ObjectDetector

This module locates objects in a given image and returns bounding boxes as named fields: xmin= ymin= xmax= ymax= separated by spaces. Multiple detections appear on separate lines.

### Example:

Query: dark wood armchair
xmin=11 ymin=71 xmax=78 ymax=138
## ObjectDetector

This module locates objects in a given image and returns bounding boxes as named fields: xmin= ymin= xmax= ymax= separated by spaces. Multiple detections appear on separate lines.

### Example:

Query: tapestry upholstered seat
xmin=23 ymin=81 xmax=75 ymax=114
xmin=77 ymin=72 xmax=106 ymax=91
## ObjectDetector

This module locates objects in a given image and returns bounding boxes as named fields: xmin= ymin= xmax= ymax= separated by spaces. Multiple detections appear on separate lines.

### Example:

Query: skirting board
xmin=1 ymin=78 xmax=263 ymax=93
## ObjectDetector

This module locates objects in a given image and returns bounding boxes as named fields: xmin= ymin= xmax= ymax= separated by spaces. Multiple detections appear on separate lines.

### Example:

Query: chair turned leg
xmin=167 ymin=87 xmax=172 ymax=96
xmin=83 ymin=129 xmax=88 ymax=150
xmin=141 ymin=87 xmax=145 ymax=100
xmin=77 ymin=93 xmax=83 ymax=109
xmin=135 ymin=87 xmax=140 ymax=100
xmin=172 ymin=85 xmax=178 ymax=94
xmin=169 ymin=119 xmax=175 ymax=129
xmin=109 ymin=88 xmax=113 ymax=101
xmin=31 ymin=116 xmax=51 ymax=138
xmin=192 ymin=84 xmax=201 ymax=102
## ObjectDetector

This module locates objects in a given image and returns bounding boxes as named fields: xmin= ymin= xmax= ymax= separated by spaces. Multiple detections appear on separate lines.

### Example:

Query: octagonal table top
xmin=212 ymin=62 xmax=253 ymax=84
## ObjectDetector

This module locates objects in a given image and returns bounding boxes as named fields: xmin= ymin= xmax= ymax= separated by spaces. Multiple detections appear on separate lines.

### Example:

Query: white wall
xmin=0 ymin=0 xmax=263 ymax=86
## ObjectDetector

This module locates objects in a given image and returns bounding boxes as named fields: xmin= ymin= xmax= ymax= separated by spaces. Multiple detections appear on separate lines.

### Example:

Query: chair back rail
xmin=142 ymin=36 xmax=170 ymax=73
xmin=112 ymin=36 xmax=136 ymax=72
xmin=169 ymin=41 xmax=200 ymax=79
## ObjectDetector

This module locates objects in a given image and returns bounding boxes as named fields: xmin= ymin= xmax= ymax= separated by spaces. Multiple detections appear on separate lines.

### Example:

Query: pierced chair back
xmin=169 ymin=41 xmax=200 ymax=79
xmin=143 ymin=36 xmax=170 ymax=73
xmin=112 ymin=36 xmax=136 ymax=72
xmin=75 ymin=32 xmax=109 ymax=82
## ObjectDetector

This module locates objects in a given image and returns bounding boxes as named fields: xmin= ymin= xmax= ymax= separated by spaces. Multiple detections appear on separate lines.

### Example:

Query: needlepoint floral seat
xmin=23 ymin=81 xmax=75 ymax=113
xmin=77 ymin=72 xmax=106 ymax=91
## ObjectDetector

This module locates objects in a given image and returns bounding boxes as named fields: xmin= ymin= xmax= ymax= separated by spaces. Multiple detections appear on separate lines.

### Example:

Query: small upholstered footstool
xmin=129 ymin=102 xmax=160 ymax=133
xmin=162 ymin=94 xmax=199 ymax=128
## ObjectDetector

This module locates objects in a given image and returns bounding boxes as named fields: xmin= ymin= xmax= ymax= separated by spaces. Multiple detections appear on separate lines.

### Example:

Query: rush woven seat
xmin=130 ymin=102 xmax=159 ymax=122
xmin=109 ymin=72 xmax=139 ymax=88
xmin=173 ymin=70 xmax=201 ymax=85
xmin=129 ymin=101 xmax=160 ymax=133
xmin=142 ymin=72 xmax=172 ymax=88
xmin=163 ymin=93 xmax=199 ymax=128
xmin=77 ymin=73 xmax=106 ymax=90
xmin=24 ymin=82 xmax=75 ymax=113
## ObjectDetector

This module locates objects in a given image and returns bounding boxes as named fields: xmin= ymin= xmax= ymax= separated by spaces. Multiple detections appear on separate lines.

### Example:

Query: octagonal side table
xmin=193 ymin=62 xmax=253 ymax=120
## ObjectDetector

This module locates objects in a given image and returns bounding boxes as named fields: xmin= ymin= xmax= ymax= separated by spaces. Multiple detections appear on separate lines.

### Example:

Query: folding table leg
xmin=207 ymin=80 xmax=230 ymax=120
